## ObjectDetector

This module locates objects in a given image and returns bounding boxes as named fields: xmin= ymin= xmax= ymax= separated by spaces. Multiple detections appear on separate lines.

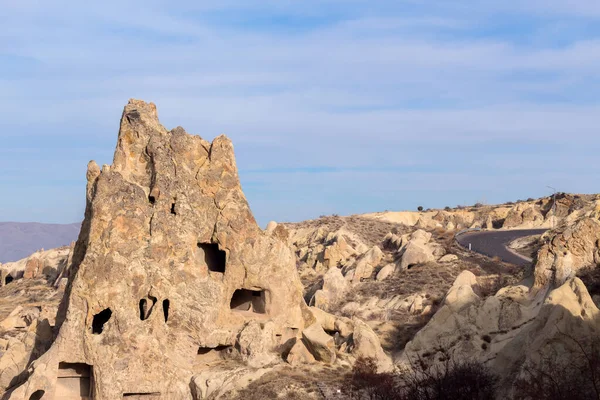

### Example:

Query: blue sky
xmin=1 ymin=1 xmax=599 ymax=227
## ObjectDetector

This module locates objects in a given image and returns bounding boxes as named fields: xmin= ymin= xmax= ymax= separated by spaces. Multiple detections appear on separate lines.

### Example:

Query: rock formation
xmin=7 ymin=100 xmax=310 ymax=399
xmin=534 ymin=216 xmax=600 ymax=287
xmin=401 ymin=214 xmax=600 ymax=397
xmin=1 ymin=246 xmax=72 ymax=288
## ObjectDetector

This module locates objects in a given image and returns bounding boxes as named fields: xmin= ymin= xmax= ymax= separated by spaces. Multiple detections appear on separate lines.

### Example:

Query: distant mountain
xmin=0 ymin=222 xmax=81 ymax=263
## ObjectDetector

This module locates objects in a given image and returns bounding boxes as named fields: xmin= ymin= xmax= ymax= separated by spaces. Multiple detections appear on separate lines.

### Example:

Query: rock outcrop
xmin=7 ymin=100 xmax=310 ymax=400
xmin=534 ymin=217 xmax=600 ymax=287
xmin=401 ymin=215 xmax=600 ymax=397
xmin=398 ymin=229 xmax=436 ymax=270
xmin=1 ymin=246 xmax=72 ymax=288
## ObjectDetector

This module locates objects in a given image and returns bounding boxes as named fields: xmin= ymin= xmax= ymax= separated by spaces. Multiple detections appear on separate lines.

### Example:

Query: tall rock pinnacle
xmin=9 ymin=100 xmax=309 ymax=399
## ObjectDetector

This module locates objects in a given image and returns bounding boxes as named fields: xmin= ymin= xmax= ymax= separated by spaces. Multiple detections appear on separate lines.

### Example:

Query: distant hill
xmin=0 ymin=222 xmax=80 ymax=263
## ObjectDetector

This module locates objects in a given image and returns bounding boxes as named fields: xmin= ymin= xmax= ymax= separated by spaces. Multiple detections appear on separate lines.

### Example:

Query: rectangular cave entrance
xmin=229 ymin=289 xmax=267 ymax=314
xmin=56 ymin=362 xmax=93 ymax=399
xmin=197 ymin=243 xmax=226 ymax=273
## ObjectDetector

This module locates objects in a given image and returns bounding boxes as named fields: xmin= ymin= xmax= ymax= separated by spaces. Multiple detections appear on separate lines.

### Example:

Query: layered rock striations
xmin=8 ymin=100 xmax=309 ymax=399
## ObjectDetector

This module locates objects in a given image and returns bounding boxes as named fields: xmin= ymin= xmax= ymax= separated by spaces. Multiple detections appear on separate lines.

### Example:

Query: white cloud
xmin=0 ymin=0 xmax=598 ymax=223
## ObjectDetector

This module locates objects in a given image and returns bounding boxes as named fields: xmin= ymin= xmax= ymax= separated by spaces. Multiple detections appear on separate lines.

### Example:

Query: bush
xmin=347 ymin=358 xmax=401 ymax=400
xmin=444 ymin=206 xmax=451 ymax=211
xmin=417 ymin=206 xmax=424 ymax=212
xmin=346 ymin=355 xmax=498 ymax=400
xmin=513 ymin=330 xmax=600 ymax=400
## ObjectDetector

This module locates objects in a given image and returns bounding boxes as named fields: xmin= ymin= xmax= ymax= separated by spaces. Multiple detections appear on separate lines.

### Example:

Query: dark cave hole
xmin=230 ymin=289 xmax=267 ymax=314
xmin=148 ymin=195 xmax=156 ymax=205
xmin=29 ymin=390 xmax=45 ymax=400
xmin=4 ymin=275 xmax=13 ymax=285
xmin=91 ymin=308 xmax=112 ymax=334
xmin=171 ymin=203 xmax=176 ymax=215
xmin=163 ymin=299 xmax=170 ymax=323
xmin=197 ymin=345 xmax=231 ymax=355
xmin=139 ymin=296 xmax=157 ymax=321
xmin=197 ymin=243 xmax=226 ymax=273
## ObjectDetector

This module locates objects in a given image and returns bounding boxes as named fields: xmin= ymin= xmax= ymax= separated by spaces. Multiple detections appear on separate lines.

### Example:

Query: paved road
xmin=456 ymin=229 xmax=547 ymax=265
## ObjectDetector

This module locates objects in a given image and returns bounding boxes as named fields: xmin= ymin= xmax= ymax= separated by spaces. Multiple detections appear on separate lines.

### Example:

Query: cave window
xmin=4 ymin=275 xmax=13 ymax=285
xmin=148 ymin=195 xmax=156 ymax=205
xmin=170 ymin=203 xmax=176 ymax=215
xmin=29 ymin=390 xmax=45 ymax=400
xmin=197 ymin=345 xmax=231 ymax=355
xmin=197 ymin=243 xmax=226 ymax=273
xmin=230 ymin=289 xmax=267 ymax=314
xmin=163 ymin=299 xmax=170 ymax=323
xmin=123 ymin=393 xmax=161 ymax=398
xmin=196 ymin=345 xmax=233 ymax=363
xmin=57 ymin=362 xmax=92 ymax=399
xmin=139 ymin=296 xmax=157 ymax=321
xmin=91 ymin=308 xmax=112 ymax=334
xmin=139 ymin=299 xmax=147 ymax=320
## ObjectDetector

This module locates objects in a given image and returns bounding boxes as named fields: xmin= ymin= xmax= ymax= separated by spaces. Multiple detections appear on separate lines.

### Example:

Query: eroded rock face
xmin=402 ymin=274 xmax=600 ymax=392
xmin=534 ymin=217 xmax=600 ymax=287
xmin=9 ymin=100 xmax=308 ymax=399
xmin=0 ymin=246 xmax=72 ymax=287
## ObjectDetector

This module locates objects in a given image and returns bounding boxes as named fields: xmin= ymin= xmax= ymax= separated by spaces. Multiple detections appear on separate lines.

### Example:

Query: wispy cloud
xmin=0 ymin=0 xmax=599 ymax=224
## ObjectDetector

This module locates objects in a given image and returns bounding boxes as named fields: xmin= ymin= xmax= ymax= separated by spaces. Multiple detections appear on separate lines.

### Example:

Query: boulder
xmin=444 ymin=271 xmax=480 ymax=311
xmin=350 ymin=319 xmax=393 ymax=372
xmin=352 ymin=246 xmax=384 ymax=283
xmin=438 ymin=254 xmax=458 ymax=263
xmin=376 ymin=263 xmax=396 ymax=281
xmin=309 ymin=307 xmax=337 ymax=332
xmin=322 ymin=267 xmax=348 ymax=302
xmin=286 ymin=340 xmax=316 ymax=366
xmin=410 ymin=229 xmax=432 ymax=244
xmin=399 ymin=241 xmax=434 ymax=270
xmin=302 ymin=323 xmax=336 ymax=364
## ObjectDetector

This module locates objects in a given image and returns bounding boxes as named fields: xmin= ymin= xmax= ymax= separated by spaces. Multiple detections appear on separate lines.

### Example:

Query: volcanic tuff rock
xmin=1 ymin=246 xmax=72 ymax=288
xmin=8 ymin=100 xmax=310 ymax=400
xmin=401 ymin=214 xmax=600 ymax=398
xmin=534 ymin=216 xmax=600 ymax=287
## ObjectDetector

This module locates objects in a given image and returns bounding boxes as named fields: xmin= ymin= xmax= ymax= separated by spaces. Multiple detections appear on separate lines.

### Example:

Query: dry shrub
xmin=346 ymin=357 xmax=401 ymax=400
xmin=513 ymin=330 xmax=600 ymax=400
xmin=346 ymin=354 xmax=498 ymax=400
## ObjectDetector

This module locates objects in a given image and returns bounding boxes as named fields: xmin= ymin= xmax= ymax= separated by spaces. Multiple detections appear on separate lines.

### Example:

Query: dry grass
xmin=284 ymin=215 xmax=410 ymax=248
xmin=221 ymin=364 xmax=348 ymax=400
xmin=0 ymin=278 xmax=62 ymax=321
xmin=348 ymin=261 xmax=465 ymax=302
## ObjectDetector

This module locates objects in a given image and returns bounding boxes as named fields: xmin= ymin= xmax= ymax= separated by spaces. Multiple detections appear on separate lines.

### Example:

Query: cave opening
xmin=139 ymin=296 xmax=157 ymax=321
xmin=29 ymin=390 xmax=45 ymax=400
xmin=163 ymin=299 xmax=170 ymax=323
xmin=57 ymin=362 xmax=93 ymax=399
xmin=91 ymin=308 xmax=112 ymax=334
xmin=197 ymin=243 xmax=226 ymax=273
xmin=229 ymin=289 xmax=267 ymax=314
